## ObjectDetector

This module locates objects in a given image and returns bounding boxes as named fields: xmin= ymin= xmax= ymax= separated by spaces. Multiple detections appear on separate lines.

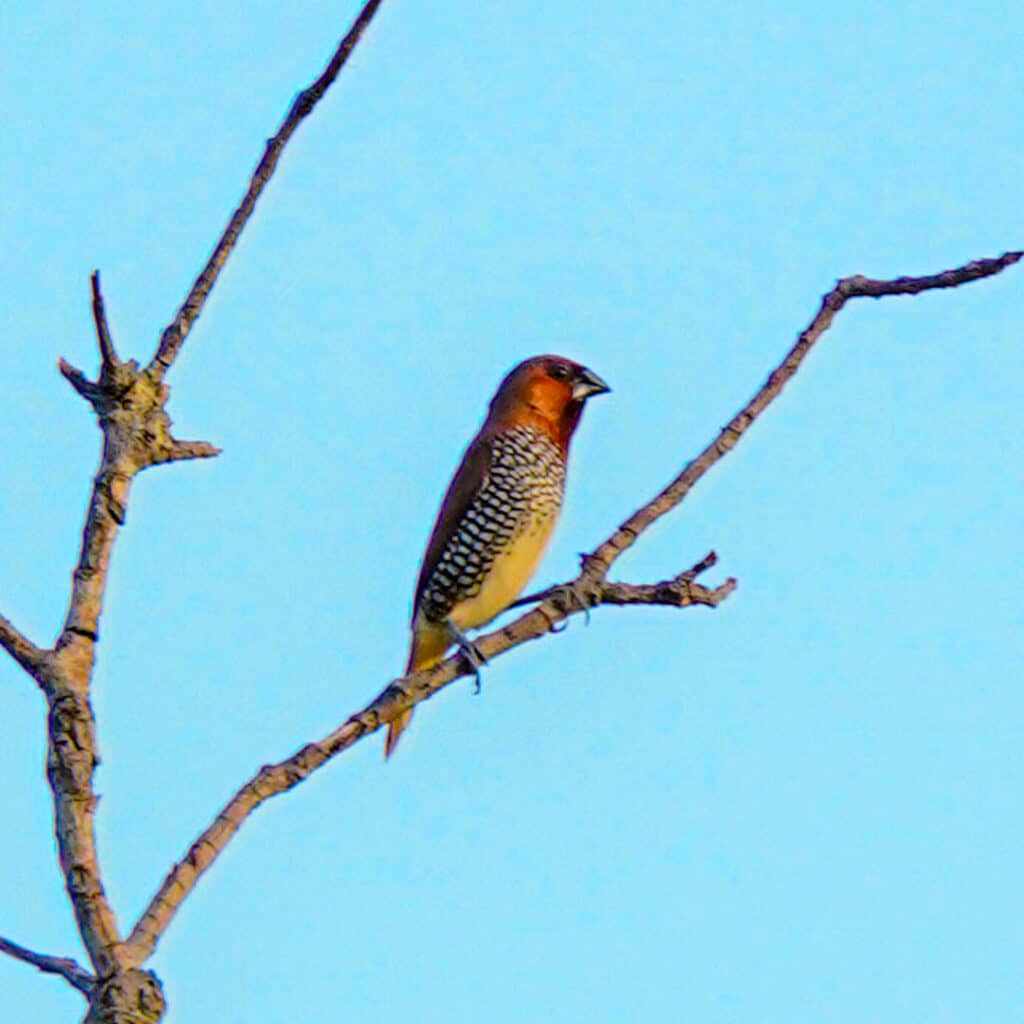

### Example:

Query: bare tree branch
xmin=90 ymin=272 xmax=118 ymax=369
xmin=0 ymin=934 xmax=94 ymax=995
xmin=57 ymin=359 xmax=103 ymax=404
xmin=122 ymin=551 xmax=730 ymax=966
xmin=511 ymin=550 xmax=731 ymax=612
xmin=121 ymin=249 xmax=1019 ymax=969
xmin=4 ymin=9 xmax=385 ymax=1013
xmin=44 ymin=338 xmax=181 ymax=982
xmin=11 ymin=1 xmax=1016 ymax=1014
xmin=600 ymin=571 xmax=737 ymax=610
xmin=510 ymin=552 xmax=736 ymax=619
xmin=584 ymin=251 xmax=1023 ymax=576
xmin=42 ymin=685 xmax=123 ymax=979
xmin=59 ymin=459 xmax=132 ymax=645
xmin=148 ymin=0 xmax=386 ymax=375
xmin=0 ymin=612 xmax=47 ymax=680
xmin=43 ymin=350 xmax=225 ymax=979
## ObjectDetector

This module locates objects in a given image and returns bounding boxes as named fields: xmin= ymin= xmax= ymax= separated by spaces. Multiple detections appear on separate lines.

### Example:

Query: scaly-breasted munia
xmin=386 ymin=355 xmax=610 ymax=757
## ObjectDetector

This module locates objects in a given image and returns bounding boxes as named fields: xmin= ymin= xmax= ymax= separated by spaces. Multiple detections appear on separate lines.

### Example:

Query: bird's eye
xmin=548 ymin=363 xmax=570 ymax=381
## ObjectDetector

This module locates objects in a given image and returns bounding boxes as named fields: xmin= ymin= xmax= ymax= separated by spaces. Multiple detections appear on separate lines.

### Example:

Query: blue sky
xmin=2 ymin=1 xmax=1022 ymax=1021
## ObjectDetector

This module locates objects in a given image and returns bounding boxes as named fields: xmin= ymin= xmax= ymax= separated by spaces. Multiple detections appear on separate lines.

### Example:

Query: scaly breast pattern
xmin=421 ymin=425 xmax=566 ymax=630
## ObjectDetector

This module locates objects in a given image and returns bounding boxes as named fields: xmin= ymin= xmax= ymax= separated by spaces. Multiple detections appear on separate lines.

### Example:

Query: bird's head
xmin=488 ymin=355 xmax=610 ymax=451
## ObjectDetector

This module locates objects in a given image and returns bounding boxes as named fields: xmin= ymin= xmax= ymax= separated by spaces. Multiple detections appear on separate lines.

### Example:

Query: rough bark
xmin=80 ymin=970 xmax=165 ymax=1024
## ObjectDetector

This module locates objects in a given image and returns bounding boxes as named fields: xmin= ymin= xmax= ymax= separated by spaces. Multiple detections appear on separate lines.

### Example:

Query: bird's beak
xmin=572 ymin=366 xmax=611 ymax=401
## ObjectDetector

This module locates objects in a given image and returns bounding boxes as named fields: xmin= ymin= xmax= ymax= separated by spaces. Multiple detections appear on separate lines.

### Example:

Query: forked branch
xmin=121 ymin=250 xmax=1020 ymax=968
xmin=2 ymin=5 xmax=387 ymax=1010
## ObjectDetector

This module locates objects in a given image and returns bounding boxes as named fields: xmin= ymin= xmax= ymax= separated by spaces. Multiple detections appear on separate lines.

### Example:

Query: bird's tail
xmin=384 ymin=622 xmax=450 ymax=759
xmin=384 ymin=708 xmax=413 ymax=759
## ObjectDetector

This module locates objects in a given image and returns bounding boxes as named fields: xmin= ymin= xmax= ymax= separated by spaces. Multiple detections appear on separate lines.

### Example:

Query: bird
xmin=385 ymin=354 xmax=611 ymax=758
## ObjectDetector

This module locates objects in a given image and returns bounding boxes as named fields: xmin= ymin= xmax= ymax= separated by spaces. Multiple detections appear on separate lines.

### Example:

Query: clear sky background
xmin=2 ymin=2 xmax=1022 ymax=1021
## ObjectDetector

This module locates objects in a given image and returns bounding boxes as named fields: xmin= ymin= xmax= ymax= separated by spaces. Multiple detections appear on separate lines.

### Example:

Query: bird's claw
xmin=550 ymin=579 xmax=600 ymax=626
xmin=463 ymin=641 xmax=486 ymax=694
xmin=446 ymin=621 xmax=488 ymax=694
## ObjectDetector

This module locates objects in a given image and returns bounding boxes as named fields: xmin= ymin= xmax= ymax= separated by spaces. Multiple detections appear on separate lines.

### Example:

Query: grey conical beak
xmin=572 ymin=366 xmax=611 ymax=400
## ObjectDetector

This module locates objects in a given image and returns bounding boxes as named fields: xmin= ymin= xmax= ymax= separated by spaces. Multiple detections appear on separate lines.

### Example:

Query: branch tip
xmin=90 ymin=270 xmax=119 ymax=367
xmin=57 ymin=358 xmax=99 ymax=401
xmin=148 ymin=0 xmax=386 ymax=375
xmin=166 ymin=439 xmax=222 ymax=462
xmin=683 ymin=551 xmax=718 ymax=579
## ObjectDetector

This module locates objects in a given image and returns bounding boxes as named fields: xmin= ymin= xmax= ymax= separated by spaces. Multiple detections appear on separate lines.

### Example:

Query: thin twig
xmin=0 ymin=612 xmax=47 ymax=680
xmin=0 ymin=934 xmax=94 ymax=995
xmin=90 ymin=271 xmax=118 ymax=368
xmin=509 ymin=550 xmax=725 ymax=611
xmin=121 ymin=249 xmax=1020 ymax=968
xmin=57 ymin=359 xmax=103 ymax=404
xmin=585 ymin=251 xmax=1023 ymax=574
xmin=148 ymin=0 xmax=386 ymax=374
xmin=600 ymin=574 xmax=738 ymax=609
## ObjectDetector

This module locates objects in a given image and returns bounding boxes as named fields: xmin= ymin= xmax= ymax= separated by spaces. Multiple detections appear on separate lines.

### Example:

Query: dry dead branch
xmin=0 ymin=0 xmax=1018 ymax=1019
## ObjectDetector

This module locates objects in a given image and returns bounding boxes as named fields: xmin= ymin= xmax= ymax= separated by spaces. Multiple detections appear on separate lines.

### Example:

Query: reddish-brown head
xmin=486 ymin=354 xmax=610 ymax=452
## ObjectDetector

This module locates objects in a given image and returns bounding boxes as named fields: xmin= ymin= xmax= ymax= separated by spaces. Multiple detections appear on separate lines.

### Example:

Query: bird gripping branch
xmin=387 ymin=355 xmax=611 ymax=757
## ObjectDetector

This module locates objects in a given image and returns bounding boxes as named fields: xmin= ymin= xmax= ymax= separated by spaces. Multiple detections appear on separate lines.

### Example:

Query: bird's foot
xmin=446 ymin=621 xmax=488 ymax=694
xmin=548 ymin=578 xmax=602 ymax=627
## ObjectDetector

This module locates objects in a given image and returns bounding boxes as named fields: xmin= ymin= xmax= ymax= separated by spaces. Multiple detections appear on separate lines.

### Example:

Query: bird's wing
xmin=411 ymin=434 xmax=492 ymax=622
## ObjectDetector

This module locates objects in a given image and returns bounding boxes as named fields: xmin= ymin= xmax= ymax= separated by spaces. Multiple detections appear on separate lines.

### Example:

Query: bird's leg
xmin=539 ymin=604 xmax=569 ymax=634
xmin=548 ymin=575 xmax=602 ymax=627
xmin=446 ymin=620 xmax=488 ymax=694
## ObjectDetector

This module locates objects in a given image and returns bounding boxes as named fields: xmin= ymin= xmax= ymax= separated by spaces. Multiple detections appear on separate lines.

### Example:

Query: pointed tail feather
xmin=384 ymin=618 xmax=451 ymax=759
xmin=384 ymin=708 xmax=413 ymax=759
